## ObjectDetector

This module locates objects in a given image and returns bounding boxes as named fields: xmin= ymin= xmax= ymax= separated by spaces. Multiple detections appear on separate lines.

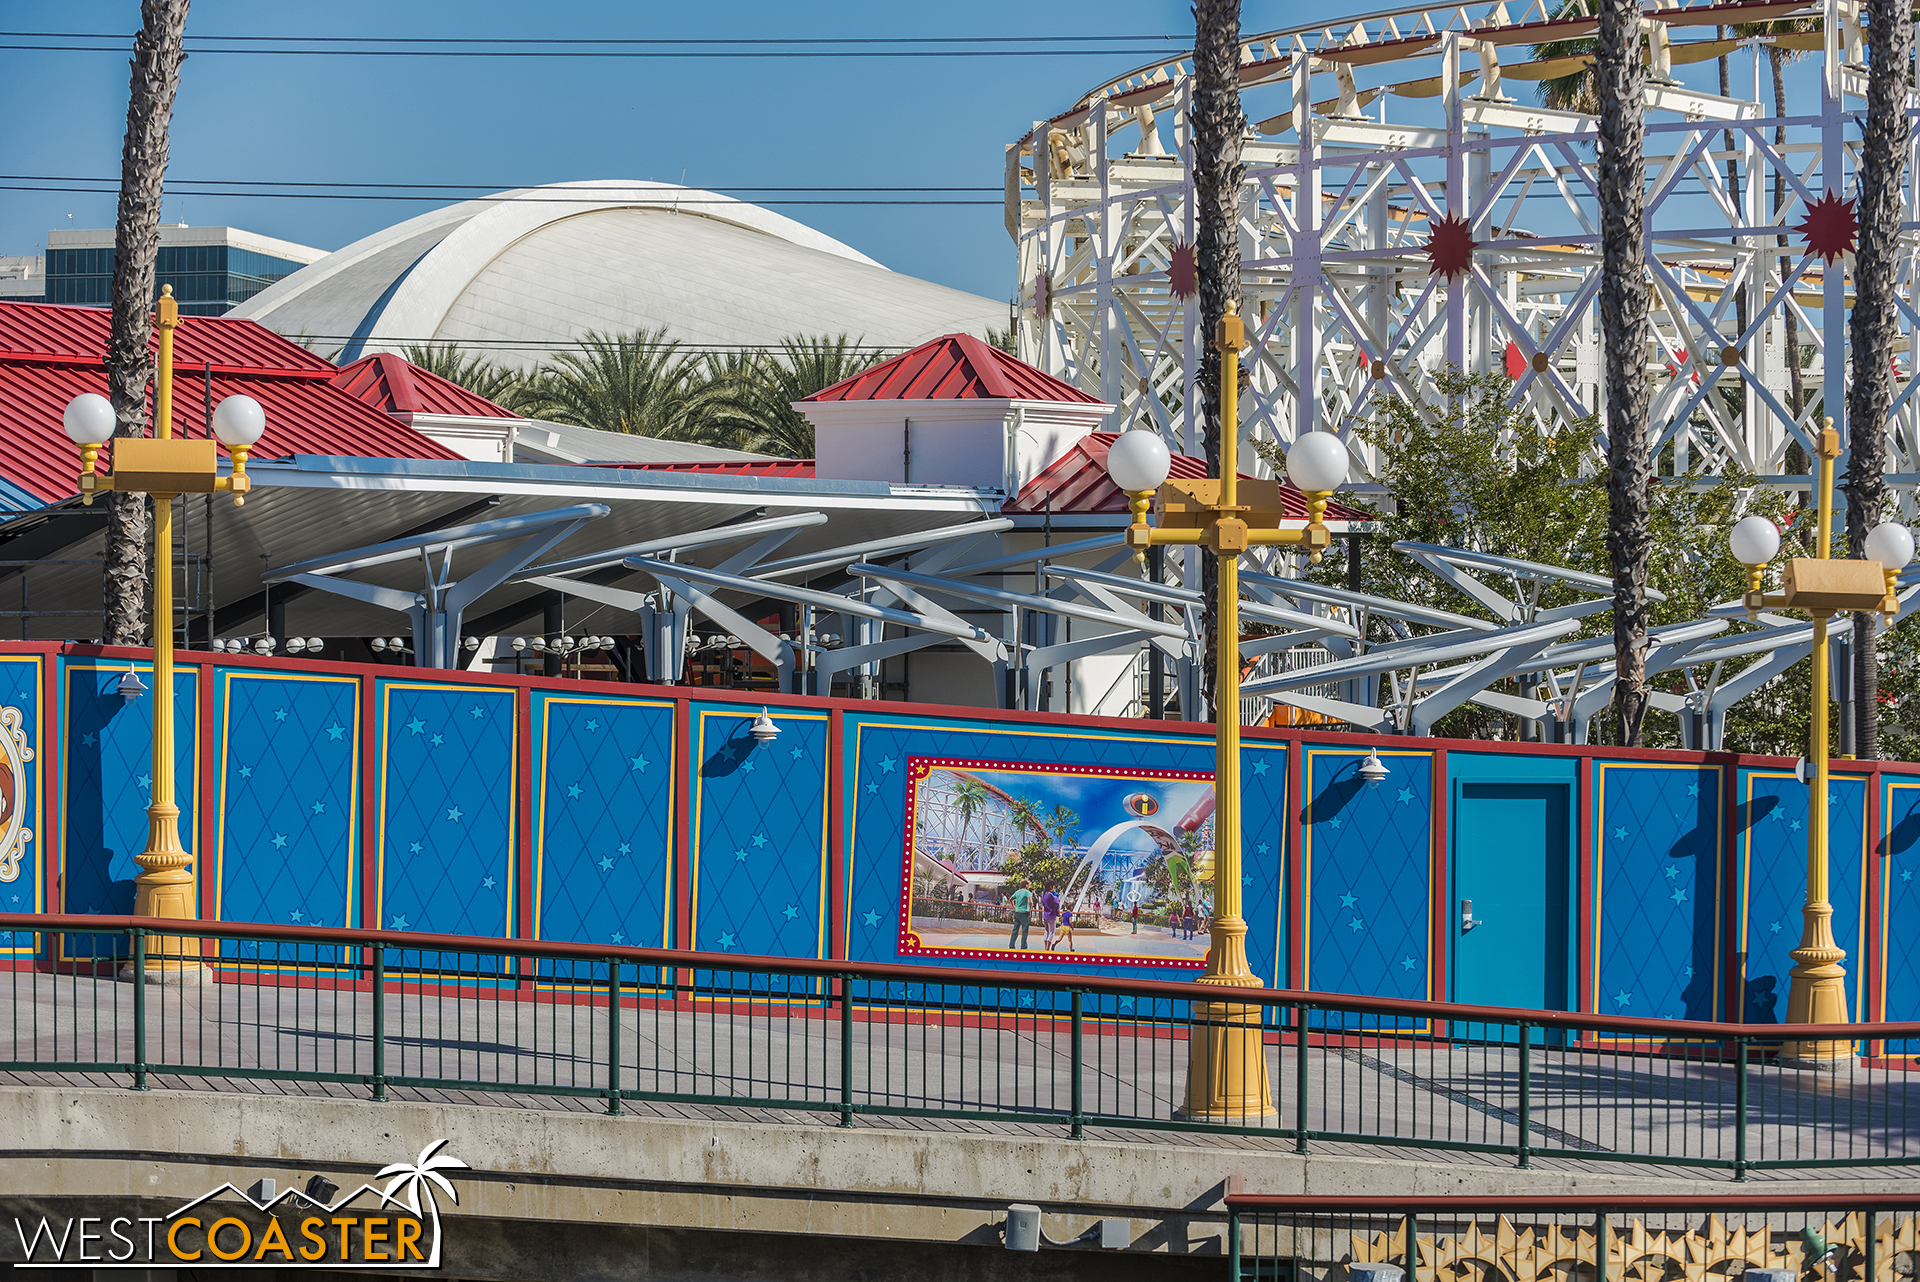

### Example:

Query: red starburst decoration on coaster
xmin=1797 ymin=190 xmax=1858 ymax=263
xmin=1503 ymin=340 xmax=1527 ymax=380
xmin=1033 ymin=269 xmax=1052 ymax=318
xmin=1168 ymin=241 xmax=1197 ymax=299
xmin=1423 ymin=213 xmax=1476 ymax=279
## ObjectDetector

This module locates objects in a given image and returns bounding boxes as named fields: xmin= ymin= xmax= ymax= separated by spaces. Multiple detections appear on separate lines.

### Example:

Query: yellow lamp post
xmin=1104 ymin=303 xmax=1345 ymax=1119
xmin=62 ymin=285 xmax=263 ymax=973
xmin=1727 ymin=420 xmax=1911 ymax=1064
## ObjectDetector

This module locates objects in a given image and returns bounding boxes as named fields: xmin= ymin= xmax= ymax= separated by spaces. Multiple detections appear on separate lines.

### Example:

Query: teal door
xmin=1453 ymin=782 xmax=1571 ymax=1011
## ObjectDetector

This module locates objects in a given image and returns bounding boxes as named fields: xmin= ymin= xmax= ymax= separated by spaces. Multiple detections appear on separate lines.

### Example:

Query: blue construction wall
xmin=16 ymin=644 xmax=1920 ymax=1030
xmin=1882 ymin=778 xmax=1920 ymax=1033
xmin=1301 ymin=745 xmax=1433 ymax=1026
xmin=1591 ymin=762 xmax=1722 ymax=1022
xmin=1736 ymin=766 xmax=1870 ymax=1023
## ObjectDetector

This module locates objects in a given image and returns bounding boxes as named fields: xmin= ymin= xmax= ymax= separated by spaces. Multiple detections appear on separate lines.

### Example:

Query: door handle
xmin=1461 ymin=899 xmax=1484 ymax=933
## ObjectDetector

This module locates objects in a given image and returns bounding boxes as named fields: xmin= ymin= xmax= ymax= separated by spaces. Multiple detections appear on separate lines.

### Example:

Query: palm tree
xmin=1596 ymin=0 xmax=1654 ymax=745
xmin=377 ymin=1139 xmax=468 ymax=1268
xmin=1193 ymin=0 xmax=1246 ymax=722
xmin=101 ymin=0 xmax=190 ymax=646
xmin=950 ymin=776 xmax=990 ymax=861
xmin=401 ymin=343 xmax=535 ymax=415
xmin=1045 ymin=804 xmax=1079 ymax=859
xmin=1845 ymin=0 xmax=1912 ymax=758
xmin=696 ymin=335 xmax=885 ymax=457
xmin=521 ymin=328 xmax=705 ymax=440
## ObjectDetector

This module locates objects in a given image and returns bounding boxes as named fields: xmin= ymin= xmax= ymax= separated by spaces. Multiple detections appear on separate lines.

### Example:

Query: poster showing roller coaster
xmin=900 ymin=757 xmax=1214 ymax=968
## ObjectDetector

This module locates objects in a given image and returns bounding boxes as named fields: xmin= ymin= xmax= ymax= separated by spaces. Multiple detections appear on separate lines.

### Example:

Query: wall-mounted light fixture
xmin=1358 ymin=749 xmax=1389 ymax=789
xmin=749 ymin=707 xmax=781 ymax=745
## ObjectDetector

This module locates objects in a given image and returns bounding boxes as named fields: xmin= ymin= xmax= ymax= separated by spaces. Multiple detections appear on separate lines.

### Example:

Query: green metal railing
xmin=3 ymin=913 xmax=1918 ymax=1176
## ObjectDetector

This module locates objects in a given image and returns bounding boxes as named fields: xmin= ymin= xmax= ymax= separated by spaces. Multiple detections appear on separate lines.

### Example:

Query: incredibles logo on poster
xmin=12 ymin=1139 xmax=466 ymax=1269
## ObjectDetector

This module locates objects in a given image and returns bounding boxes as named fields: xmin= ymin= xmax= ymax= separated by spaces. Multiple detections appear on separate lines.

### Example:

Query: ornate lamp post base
xmin=1779 ymin=900 xmax=1851 ymax=1068
xmin=1179 ymin=919 xmax=1277 ymax=1120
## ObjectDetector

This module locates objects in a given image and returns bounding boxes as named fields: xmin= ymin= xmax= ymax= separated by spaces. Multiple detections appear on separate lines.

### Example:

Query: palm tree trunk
xmin=1845 ymin=0 xmax=1912 ymax=760
xmin=102 ymin=0 xmax=189 ymax=647
xmin=1193 ymin=0 xmax=1245 ymax=723
xmin=1597 ymin=0 xmax=1653 ymax=745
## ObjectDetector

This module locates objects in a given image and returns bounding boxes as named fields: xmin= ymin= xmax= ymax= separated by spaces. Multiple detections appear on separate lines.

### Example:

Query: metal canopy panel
xmin=0 ymin=455 xmax=1000 ymax=640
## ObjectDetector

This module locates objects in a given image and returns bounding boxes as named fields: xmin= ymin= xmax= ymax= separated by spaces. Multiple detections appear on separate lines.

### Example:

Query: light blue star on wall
xmin=1118 ymin=996 xmax=1135 ymax=1011
xmin=1346 ymin=916 xmax=1365 ymax=933
xmin=271 ymin=833 xmax=287 ymax=849
xmin=288 ymin=909 xmax=304 ymax=922
xmin=468 ymin=705 xmax=485 ymax=720
xmin=790 ymin=745 xmax=805 ymax=760
xmin=1396 ymin=787 xmax=1415 ymax=805
xmin=585 ymin=718 xmax=599 ymax=732
xmin=862 ymin=908 xmax=882 ymax=927
xmin=324 ymin=723 xmax=345 ymax=741
xmin=138 ymin=773 xmax=151 ymax=789
xmin=1788 ymin=818 xmax=1803 ymax=832
xmin=1687 ymin=781 xmax=1700 ymax=797
xmin=239 ymin=764 xmax=253 ymax=778
xmin=1670 ymin=888 xmax=1687 ymax=904
xmin=877 ymin=756 xmax=897 ymax=774
xmin=482 ymin=876 xmax=496 ymax=890
xmin=598 ymin=856 xmax=614 ymax=872
xmin=1328 ymin=817 xmax=1343 ymax=829
xmin=865 ymin=782 xmax=879 ymax=794
xmin=1250 ymin=758 xmax=1269 ymax=776
xmin=1767 ymin=808 xmax=1783 ymax=822
xmin=1683 ymin=965 xmax=1695 ymax=980
xmin=1242 ymin=875 xmax=1252 ymax=888
xmin=566 ymin=782 xmax=583 ymax=799
xmin=1255 ymin=841 xmax=1269 ymax=855
xmin=610 ymin=931 xmax=623 ymax=944
xmin=1663 ymin=864 xmax=1679 ymax=880
xmin=1613 ymin=990 xmax=1632 ymax=1008
xmin=1400 ymin=956 xmax=1417 ymax=972
xmin=409 ymin=841 xmax=422 ymax=854
xmin=274 ymin=708 xmax=289 ymax=722
xmin=734 ymin=848 xmax=748 ymax=862
xmin=79 ymin=731 xmax=95 ymax=747
xmin=406 ymin=717 xmax=426 ymax=735
xmin=431 ymin=734 xmax=443 ymax=746
xmin=783 ymin=904 xmax=800 ymax=920
xmin=618 ymin=842 xmax=631 ymax=855
xmin=446 ymin=806 xmax=463 ymax=822
xmin=1904 ymin=868 xmax=1914 ymax=882
xmin=718 ymin=932 xmax=736 ymax=948
xmin=1613 ymin=825 xmax=1628 ymax=840
xmin=390 ymin=915 xmax=409 ymax=930
xmin=1769 ymin=919 xmax=1783 ymax=934
xmin=751 ymin=832 xmax=768 ymax=848
xmin=1338 ymin=892 xmax=1357 ymax=909
xmin=310 ymin=801 xmax=325 ymax=815
xmin=630 ymin=754 xmax=649 ymax=772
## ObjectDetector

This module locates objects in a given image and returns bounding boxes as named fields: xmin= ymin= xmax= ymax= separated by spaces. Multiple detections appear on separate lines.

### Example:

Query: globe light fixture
xmin=1728 ymin=515 xmax=1781 ymax=567
xmin=1865 ymin=521 xmax=1915 ymax=613
xmin=1284 ymin=431 xmax=1349 ymax=495
xmin=1106 ymin=429 xmax=1173 ymax=494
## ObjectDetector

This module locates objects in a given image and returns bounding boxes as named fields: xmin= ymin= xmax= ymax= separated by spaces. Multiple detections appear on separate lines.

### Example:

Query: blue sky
xmin=0 ymin=3 xmax=1828 ymax=302
xmin=0 ymin=0 xmax=1343 ymax=301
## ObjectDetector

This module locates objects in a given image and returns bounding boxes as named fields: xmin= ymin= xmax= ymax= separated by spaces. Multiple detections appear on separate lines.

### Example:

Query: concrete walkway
xmin=4 ymin=968 xmax=1916 ymax=1181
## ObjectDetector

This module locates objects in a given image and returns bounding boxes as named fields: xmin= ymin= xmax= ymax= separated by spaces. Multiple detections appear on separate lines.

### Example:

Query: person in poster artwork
xmin=1040 ymin=884 xmax=1061 ymax=951
xmin=1007 ymin=884 xmax=1032 ymax=950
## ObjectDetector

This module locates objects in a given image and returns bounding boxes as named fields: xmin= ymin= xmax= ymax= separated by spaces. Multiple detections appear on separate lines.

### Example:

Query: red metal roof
xmin=801 ymin=333 xmax=1107 ymax=405
xmin=1005 ymin=433 xmax=1374 ymax=521
xmin=0 ymin=301 xmax=461 ymax=505
xmin=330 ymin=352 xmax=519 ymax=419
xmin=596 ymin=459 xmax=819 ymax=478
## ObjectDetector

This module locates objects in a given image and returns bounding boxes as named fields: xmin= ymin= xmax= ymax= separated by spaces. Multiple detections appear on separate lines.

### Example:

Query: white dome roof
xmin=231 ymin=180 xmax=1007 ymax=371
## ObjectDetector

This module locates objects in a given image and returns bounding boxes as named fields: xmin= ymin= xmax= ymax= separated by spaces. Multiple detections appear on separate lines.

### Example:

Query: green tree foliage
xmin=518 ymin=328 xmax=710 ymax=440
xmin=1257 ymin=366 xmax=1889 ymax=753
xmin=402 ymin=343 xmax=537 ymax=415
xmin=696 ymin=334 xmax=886 ymax=457
xmin=998 ymin=843 xmax=1081 ymax=896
